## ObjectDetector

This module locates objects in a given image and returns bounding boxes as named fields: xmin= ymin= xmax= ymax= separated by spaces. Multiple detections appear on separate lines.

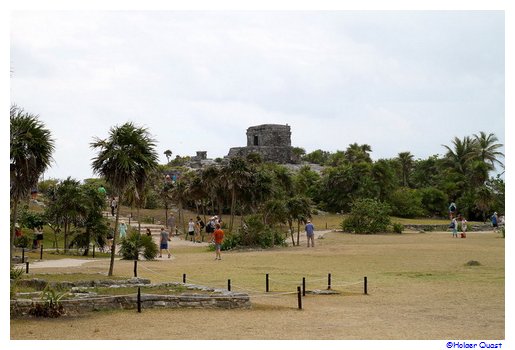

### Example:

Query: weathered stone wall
xmin=227 ymin=146 xmax=296 ymax=164
xmin=10 ymin=278 xmax=251 ymax=317
xmin=246 ymin=124 xmax=291 ymax=147
xmin=227 ymin=124 xmax=298 ymax=164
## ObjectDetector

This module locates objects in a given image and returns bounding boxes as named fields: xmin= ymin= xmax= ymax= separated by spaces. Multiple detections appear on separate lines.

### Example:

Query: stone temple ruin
xmin=227 ymin=124 xmax=298 ymax=163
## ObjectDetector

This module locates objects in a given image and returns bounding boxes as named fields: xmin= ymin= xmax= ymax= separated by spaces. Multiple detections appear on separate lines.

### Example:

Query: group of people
xmin=159 ymin=214 xmax=225 ymax=260
xmin=449 ymin=202 xmax=504 ymax=238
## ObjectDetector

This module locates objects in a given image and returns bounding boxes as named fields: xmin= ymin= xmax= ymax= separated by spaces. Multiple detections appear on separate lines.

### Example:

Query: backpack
xmin=206 ymin=221 xmax=214 ymax=233
xmin=449 ymin=221 xmax=455 ymax=229
xmin=199 ymin=220 xmax=205 ymax=229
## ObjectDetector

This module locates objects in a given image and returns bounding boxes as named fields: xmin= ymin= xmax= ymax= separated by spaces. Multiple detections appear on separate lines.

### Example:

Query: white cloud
xmin=9 ymin=10 xmax=505 ymax=180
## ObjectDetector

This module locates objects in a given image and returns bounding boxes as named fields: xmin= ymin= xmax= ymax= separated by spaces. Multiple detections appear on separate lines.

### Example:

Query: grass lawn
xmin=11 ymin=228 xmax=505 ymax=340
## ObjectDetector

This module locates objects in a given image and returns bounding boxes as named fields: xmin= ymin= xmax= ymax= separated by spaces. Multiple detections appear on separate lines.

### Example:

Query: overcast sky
xmin=10 ymin=10 xmax=505 ymax=181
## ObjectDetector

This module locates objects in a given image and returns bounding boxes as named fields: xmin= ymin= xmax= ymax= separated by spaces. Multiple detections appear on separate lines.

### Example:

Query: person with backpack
xmin=206 ymin=217 xmax=215 ymax=236
xmin=196 ymin=216 xmax=205 ymax=242
xmin=449 ymin=202 xmax=457 ymax=219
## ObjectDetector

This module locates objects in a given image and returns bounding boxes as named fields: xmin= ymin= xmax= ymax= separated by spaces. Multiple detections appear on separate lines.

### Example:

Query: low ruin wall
xmin=10 ymin=278 xmax=251 ymax=317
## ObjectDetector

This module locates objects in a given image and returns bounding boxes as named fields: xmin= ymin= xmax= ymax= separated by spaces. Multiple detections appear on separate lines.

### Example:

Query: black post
xmin=364 ymin=276 xmax=368 ymax=295
xmin=328 ymin=273 xmax=332 ymax=290
xmin=302 ymin=277 xmax=306 ymax=296
xmin=137 ymin=287 xmax=141 ymax=313
xmin=40 ymin=245 xmax=43 ymax=260
xmin=228 ymin=279 xmax=231 ymax=291
xmin=183 ymin=273 xmax=186 ymax=283
xmin=297 ymin=286 xmax=302 ymax=310
xmin=266 ymin=273 xmax=269 ymax=292
xmin=92 ymin=244 xmax=95 ymax=258
xmin=129 ymin=216 xmax=131 ymax=225
xmin=22 ymin=248 xmax=25 ymax=264
xmin=133 ymin=260 xmax=138 ymax=277
xmin=25 ymin=261 xmax=29 ymax=274
xmin=325 ymin=222 xmax=328 ymax=229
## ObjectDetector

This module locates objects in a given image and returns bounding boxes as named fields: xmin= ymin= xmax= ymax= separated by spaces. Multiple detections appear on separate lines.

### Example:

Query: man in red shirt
xmin=212 ymin=223 xmax=224 ymax=260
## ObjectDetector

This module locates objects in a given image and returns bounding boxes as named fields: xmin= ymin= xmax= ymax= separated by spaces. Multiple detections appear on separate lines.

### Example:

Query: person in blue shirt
xmin=305 ymin=220 xmax=315 ymax=248
xmin=491 ymin=212 xmax=498 ymax=230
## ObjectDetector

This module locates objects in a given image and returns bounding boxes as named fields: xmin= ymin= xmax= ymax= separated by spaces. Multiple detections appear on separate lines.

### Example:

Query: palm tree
xmin=164 ymin=149 xmax=172 ymax=163
xmin=91 ymin=122 xmax=158 ymax=276
xmin=10 ymin=105 xmax=55 ymax=258
xmin=442 ymin=136 xmax=477 ymax=175
xmin=473 ymin=132 xmax=504 ymax=170
xmin=345 ymin=143 xmax=372 ymax=163
xmin=396 ymin=152 xmax=414 ymax=187
xmin=286 ymin=196 xmax=312 ymax=246
xmin=220 ymin=157 xmax=252 ymax=231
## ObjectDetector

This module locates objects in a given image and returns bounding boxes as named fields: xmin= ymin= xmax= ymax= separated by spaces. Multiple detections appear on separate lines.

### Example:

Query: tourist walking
xmin=449 ymin=201 xmax=457 ymax=219
xmin=212 ymin=223 xmax=224 ymax=260
xmin=460 ymin=215 xmax=468 ymax=238
xmin=146 ymin=227 xmax=152 ymax=237
xmin=491 ymin=212 xmax=498 ymax=231
xmin=110 ymin=196 xmax=117 ymax=216
xmin=450 ymin=217 xmax=458 ymax=237
xmin=119 ymin=221 xmax=127 ymax=239
xmin=305 ymin=220 xmax=315 ymax=247
xmin=196 ymin=216 xmax=205 ymax=242
xmin=188 ymin=218 xmax=195 ymax=242
xmin=159 ymin=227 xmax=171 ymax=258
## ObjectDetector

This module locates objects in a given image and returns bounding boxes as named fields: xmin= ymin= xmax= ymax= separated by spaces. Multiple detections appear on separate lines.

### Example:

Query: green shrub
xmin=388 ymin=188 xmax=424 ymax=218
xmin=392 ymin=223 xmax=403 ymax=234
xmin=119 ymin=230 xmax=158 ymax=260
xmin=10 ymin=265 xmax=25 ymax=298
xmin=341 ymin=198 xmax=391 ymax=234
xmin=14 ymin=235 xmax=31 ymax=248
xmin=28 ymin=286 xmax=68 ymax=318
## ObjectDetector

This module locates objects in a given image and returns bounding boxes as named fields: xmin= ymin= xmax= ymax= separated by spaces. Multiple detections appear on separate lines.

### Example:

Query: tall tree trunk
xmin=229 ymin=187 xmax=236 ymax=232
xmin=137 ymin=205 xmax=141 ymax=234
xmin=64 ymin=218 xmax=69 ymax=253
xmin=164 ymin=201 xmax=169 ymax=228
xmin=10 ymin=196 xmax=20 ymax=259
xmin=297 ymin=220 xmax=301 ymax=246
xmin=288 ymin=219 xmax=295 ymax=246
xmin=108 ymin=195 xmax=121 ymax=276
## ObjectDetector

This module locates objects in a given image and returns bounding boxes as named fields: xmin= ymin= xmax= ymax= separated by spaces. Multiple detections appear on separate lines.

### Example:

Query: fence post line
xmin=92 ymin=244 xmax=95 ymax=258
xmin=133 ymin=260 xmax=138 ymax=277
xmin=137 ymin=287 xmax=141 ymax=313
xmin=22 ymin=248 xmax=25 ymax=264
xmin=328 ymin=273 xmax=331 ymax=290
xmin=302 ymin=277 xmax=306 ymax=296
xmin=297 ymin=286 xmax=302 ymax=310
xmin=364 ymin=276 xmax=368 ymax=295
xmin=183 ymin=273 xmax=186 ymax=283
xmin=25 ymin=261 xmax=29 ymax=274
xmin=228 ymin=279 xmax=231 ymax=291
xmin=40 ymin=245 xmax=43 ymax=260
xmin=266 ymin=273 xmax=269 ymax=292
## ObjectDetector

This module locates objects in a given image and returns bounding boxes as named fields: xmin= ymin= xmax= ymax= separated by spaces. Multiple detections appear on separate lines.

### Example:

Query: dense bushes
xmin=341 ymin=198 xmax=391 ymax=234
xmin=388 ymin=187 xmax=424 ymax=218
xmin=216 ymin=215 xmax=287 ymax=250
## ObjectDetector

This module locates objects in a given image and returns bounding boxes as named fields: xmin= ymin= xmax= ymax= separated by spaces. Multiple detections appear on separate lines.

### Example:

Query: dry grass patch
xmin=11 ymin=230 xmax=504 ymax=340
